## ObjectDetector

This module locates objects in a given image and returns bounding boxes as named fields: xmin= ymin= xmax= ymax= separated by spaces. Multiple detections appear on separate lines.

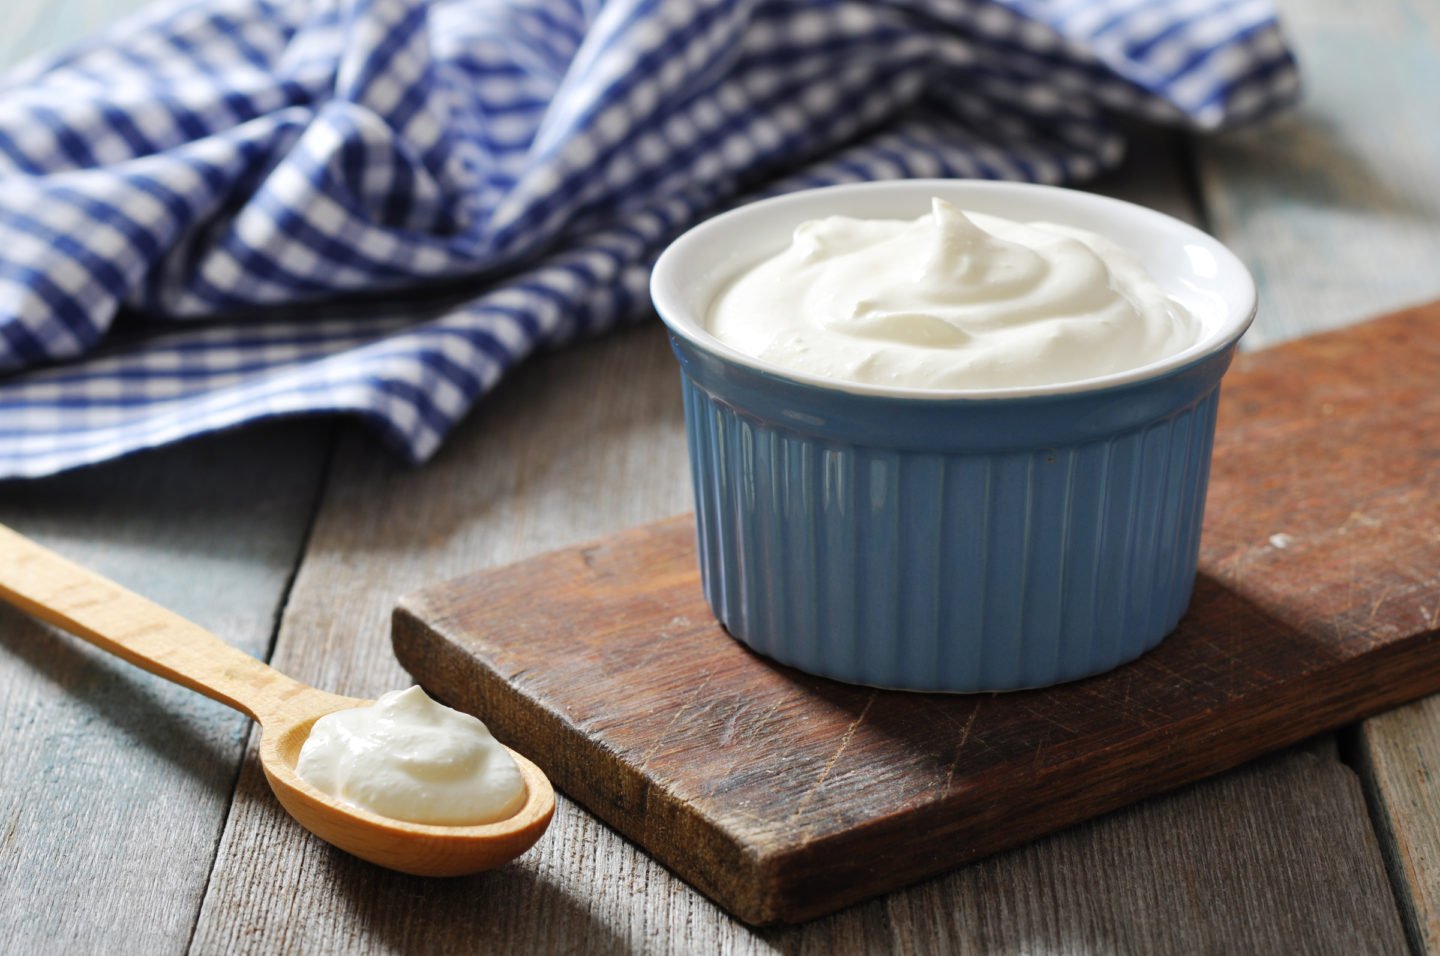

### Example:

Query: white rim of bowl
xmin=650 ymin=180 xmax=1258 ymax=401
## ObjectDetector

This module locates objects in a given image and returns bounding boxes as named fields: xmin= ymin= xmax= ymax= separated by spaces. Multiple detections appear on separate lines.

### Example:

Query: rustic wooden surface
xmin=0 ymin=0 xmax=1437 ymax=951
xmin=0 ymin=424 xmax=332 ymax=951
xmin=392 ymin=304 xmax=1440 ymax=925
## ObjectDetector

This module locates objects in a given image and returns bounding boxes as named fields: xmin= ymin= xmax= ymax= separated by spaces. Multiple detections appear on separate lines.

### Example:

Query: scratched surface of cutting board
xmin=393 ymin=302 xmax=1440 ymax=926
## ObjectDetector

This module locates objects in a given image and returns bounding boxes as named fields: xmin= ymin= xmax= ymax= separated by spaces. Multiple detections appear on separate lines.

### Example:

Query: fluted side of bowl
xmin=676 ymin=338 xmax=1231 ymax=692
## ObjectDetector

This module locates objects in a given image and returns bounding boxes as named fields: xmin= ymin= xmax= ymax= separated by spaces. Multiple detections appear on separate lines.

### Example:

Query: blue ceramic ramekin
xmin=651 ymin=181 xmax=1257 ymax=692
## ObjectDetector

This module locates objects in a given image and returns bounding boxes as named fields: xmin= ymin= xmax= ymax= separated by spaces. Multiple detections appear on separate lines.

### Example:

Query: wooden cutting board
xmin=393 ymin=301 xmax=1440 ymax=926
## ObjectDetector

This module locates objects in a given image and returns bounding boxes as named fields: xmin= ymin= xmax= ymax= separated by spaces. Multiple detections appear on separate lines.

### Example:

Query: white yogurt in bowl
xmin=654 ymin=180 xmax=1255 ymax=402
xmin=708 ymin=198 xmax=1199 ymax=390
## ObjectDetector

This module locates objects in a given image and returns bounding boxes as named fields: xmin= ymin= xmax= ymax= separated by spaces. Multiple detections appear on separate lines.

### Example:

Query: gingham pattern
xmin=0 ymin=0 xmax=1299 ymax=478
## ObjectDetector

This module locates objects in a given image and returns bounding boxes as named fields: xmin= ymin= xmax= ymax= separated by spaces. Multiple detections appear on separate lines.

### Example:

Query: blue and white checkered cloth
xmin=0 ymin=0 xmax=1298 ymax=478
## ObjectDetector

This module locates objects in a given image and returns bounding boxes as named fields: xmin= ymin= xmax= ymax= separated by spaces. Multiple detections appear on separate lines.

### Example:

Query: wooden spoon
xmin=0 ymin=523 xmax=554 ymax=876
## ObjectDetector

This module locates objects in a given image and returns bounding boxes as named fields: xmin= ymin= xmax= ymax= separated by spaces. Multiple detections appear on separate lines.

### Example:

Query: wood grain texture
xmin=1356 ymin=700 xmax=1440 ymax=954
xmin=1195 ymin=0 xmax=1440 ymax=349
xmin=863 ymin=746 xmax=1400 ymax=956
xmin=0 ymin=423 xmax=331 ymax=953
xmin=394 ymin=303 xmax=1440 ymax=925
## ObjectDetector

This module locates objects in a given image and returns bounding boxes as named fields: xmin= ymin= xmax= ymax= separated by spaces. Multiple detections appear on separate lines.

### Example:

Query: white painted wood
xmin=1195 ymin=0 xmax=1440 ymax=348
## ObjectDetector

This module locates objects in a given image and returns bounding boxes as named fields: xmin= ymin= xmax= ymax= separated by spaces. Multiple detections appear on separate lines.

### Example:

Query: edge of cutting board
xmin=395 ymin=301 xmax=1440 ymax=924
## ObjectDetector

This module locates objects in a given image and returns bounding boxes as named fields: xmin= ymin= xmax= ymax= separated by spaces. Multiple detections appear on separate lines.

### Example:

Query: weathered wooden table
xmin=3 ymin=1 xmax=1438 ymax=952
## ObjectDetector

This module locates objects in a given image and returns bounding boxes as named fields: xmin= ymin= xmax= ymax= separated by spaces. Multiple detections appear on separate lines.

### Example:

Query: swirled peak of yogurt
xmin=706 ymin=198 xmax=1198 ymax=390
xmin=296 ymin=686 xmax=525 ymax=826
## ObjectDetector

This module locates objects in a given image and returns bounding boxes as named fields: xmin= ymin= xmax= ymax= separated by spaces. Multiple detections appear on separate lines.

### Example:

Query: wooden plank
xmin=190 ymin=737 xmax=1406 ymax=952
xmin=1194 ymin=0 xmax=1440 ymax=349
xmin=392 ymin=302 xmax=1440 ymax=925
xmin=865 ymin=747 xmax=1402 ymax=956
xmin=1356 ymin=701 xmax=1440 ymax=953
xmin=0 ymin=423 xmax=331 ymax=952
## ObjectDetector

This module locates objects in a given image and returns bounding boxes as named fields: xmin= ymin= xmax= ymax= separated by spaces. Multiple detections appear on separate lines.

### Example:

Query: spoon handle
xmin=0 ymin=522 xmax=315 ymax=725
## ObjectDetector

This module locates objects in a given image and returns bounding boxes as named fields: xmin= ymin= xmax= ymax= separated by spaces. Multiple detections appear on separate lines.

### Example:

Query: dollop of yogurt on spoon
xmin=297 ymin=686 xmax=525 ymax=826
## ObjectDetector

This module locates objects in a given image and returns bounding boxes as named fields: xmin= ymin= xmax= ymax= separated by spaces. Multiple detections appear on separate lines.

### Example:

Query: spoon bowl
xmin=258 ymin=695 xmax=555 ymax=875
xmin=0 ymin=523 xmax=555 ymax=875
